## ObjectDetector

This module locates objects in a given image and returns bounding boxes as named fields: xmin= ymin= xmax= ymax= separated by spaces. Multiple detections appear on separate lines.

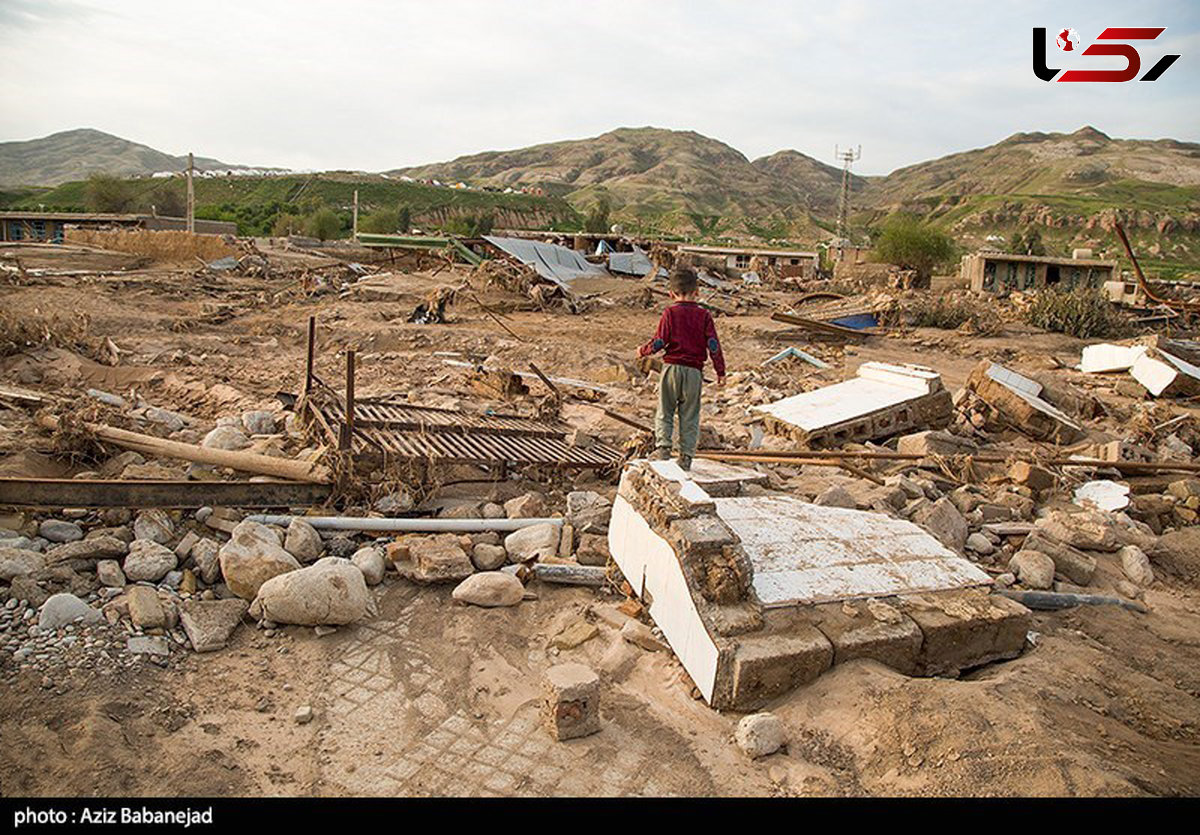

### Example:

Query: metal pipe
xmin=245 ymin=514 xmax=563 ymax=533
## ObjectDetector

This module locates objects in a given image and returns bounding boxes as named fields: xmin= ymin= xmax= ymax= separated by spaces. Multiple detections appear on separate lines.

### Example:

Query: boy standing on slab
xmin=637 ymin=266 xmax=726 ymax=470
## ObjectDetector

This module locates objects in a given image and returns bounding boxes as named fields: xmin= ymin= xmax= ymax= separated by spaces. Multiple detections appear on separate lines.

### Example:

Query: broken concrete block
xmin=397 ymin=534 xmax=474 ymax=583
xmin=809 ymin=602 xmax=922 ymax=675
xmin=966 ymin=361 xmax=1082 ymax=444
xmin=912 ymin=497 xmax=968 ymax=553
xmin=451 ymin=572 xmax=524 ymax=607
xmin=897 ymin=429 xmax=977 ymax=457
xmin=1007 ymin=550 xmax=1055 ymax=589
xmin=1008 ymin=461 xmax=1055 ymax=493
xmin=1035 ymin=509 xmax=1121 ymax=552
xmin=179 ymin=598 xmax=248 ymax=652
xmin=902 ymin=590 xmax=1031 ymax=676
xmin=126 ymin=585 xmax=166 ymax=629
xmin=1080 ymin=343 xmax=1148 ymax=374
xmin=730 ymin=628 xmax=834 ymax=709
xmin=542 ymin=663 xmax=601 ymax=741
xmin=735 ymin=712 xmax=786 ymax=759
xmin=504 ymin=523 xmax=561 ymax=563
xmin=251 ymin=557 xmax=369 ymax=625
xmin=1130 ymin=349 xmax=1200 ymax=398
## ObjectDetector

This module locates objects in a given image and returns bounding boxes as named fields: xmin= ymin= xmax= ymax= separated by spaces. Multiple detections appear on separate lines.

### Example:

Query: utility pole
xmin=186 ymin=152 xmax=195 ymax=233
xmin=834 ymin=144 xmax=861 ymax=248
xmin=352 ymin=189 xmax=359 ymax=238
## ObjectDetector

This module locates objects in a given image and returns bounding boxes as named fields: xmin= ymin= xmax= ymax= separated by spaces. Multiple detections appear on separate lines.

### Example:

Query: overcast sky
xmin=1 ymin=0 xmax=1196 ymax=175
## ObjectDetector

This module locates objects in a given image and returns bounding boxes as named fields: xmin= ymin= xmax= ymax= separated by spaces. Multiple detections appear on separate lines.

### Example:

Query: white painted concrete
xmin=1131 ymin=350 xmax=1200 ymax=397
xmin=1074 ymin=480 xmax=1131 ymax=512
xmin=753 ymin=363 xmax=942 ymax=432
xmin=1080 ymin=343 xmax=1147 ymax=374
xmin=983 ymin=363 xmax=1081 ymax=432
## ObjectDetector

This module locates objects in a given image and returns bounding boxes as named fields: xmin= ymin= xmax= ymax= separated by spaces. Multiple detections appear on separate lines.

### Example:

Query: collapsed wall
xmin=609 ymin=459 xmax=1031 ymax=710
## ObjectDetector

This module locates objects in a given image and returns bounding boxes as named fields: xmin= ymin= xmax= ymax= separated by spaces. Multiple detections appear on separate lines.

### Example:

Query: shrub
xmin=304 ymin=208 xmax=343 ymax=241
xmin=443 ymin=212 xmax=494 ymax=237
xmin=584 ymin=197 xmax=611 ymax=233
xmin=873 ymin=213 xmax=956 ymax=282
xmin=84 ymin=174 xmax=138 ymax=213
xmin=1025 ymin=287 xmax=1123 ymax=338
xmin=908 ymin=296 xmax=1001 ymax=334
xmin=359 ymin=205 xmax=410 ymax=235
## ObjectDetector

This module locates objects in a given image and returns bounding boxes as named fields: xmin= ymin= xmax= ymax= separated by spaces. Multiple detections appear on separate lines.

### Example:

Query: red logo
xmin=1033 ymin=27 xmax=1180 ymax=82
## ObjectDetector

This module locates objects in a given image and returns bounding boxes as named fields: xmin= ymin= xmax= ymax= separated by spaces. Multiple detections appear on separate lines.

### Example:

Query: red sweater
xmin=638 ymin=301 xmax=725 ymax=377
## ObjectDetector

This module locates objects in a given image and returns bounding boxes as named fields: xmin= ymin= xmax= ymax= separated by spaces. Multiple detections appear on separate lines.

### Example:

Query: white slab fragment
xmin=713 ymin=496 xmax=991 ymax=607
xmin=1074 ymin=480 xmax=1131 ymax=512
xmin=983 ymin=363 xmax=1082 ymax=432
xmin=608 ymin=494 xmax=720 ymax=702
xmin=1080 ymin=343 xmax=1147 ymax=374
xmin=646 ymin=458 xmax=765 ymax=490
xmin=1131 ymin=350 xmax=1200 ymax=397
xmin=854 ymin=362 xmax=941 ymax=393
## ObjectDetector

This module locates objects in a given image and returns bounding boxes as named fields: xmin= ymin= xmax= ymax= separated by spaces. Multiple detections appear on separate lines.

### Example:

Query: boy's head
xmin=668 ymin=266 xmax=699 ymax=300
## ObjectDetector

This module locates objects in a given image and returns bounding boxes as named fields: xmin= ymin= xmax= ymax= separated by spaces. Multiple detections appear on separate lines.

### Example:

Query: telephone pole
xmin=352 ymin=189 xmax=359 ymax=237
xmin=186 ymin=152 xmax=195 ymax=234
xmin=834 ymin=144 xmax=861 ymax=246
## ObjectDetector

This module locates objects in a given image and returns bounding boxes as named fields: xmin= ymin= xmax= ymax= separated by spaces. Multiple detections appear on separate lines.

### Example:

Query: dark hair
xmin=669 ymin=266 xmax=698 ymax=295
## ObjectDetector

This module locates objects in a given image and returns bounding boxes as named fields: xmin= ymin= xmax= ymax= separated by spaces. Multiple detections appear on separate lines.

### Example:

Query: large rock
xmin=284 ymin=518 xmax=324 ymax=564
xmin=96 ymin=559 xmax=126 ymax=588
xmin=122 ymin=539 xmax=178 ymax=582
xmin=912 ymin=497 xmax=968 ymax=552
xmin=251 ymin=557 xmax=369 ymax=625
xmin=395 ymin=534 xmax=474 ymax=583
xmin=179 ymin=599 xmax=249 ymax=651
xmin=241 ymin=410 xmax=278 ymax=435
xmin=576 ymin=533 xmax=610 ymax=567
xmin=126 ymin=585 xmax=166 ymax=629
xmin=351 ymin=546 xmax=386 ymax=585
xmin=504 ymin=491 xmax=547 ymax=519
xmin=451 ymin=572 xmax=524 ymax=607
xmin=1119 ymin=545 xmax=1155 ymax=586
xmin=38 ymin=519 xmax=83 ymax=543
xmin=133 ymin=509 xmax=175 ymax=544
xmin=1021 ymin=530 xmax=1097 ymax=586
xmin=814 ymin=486 xmax=857 ymax=508
xmin=218 ymin=520 xmax=301 ymax=600
xmin=504 ymin=523 xmax=561 ymax=563
xmin=566 ymin=491 xmax=612 ymax=534
xmin=1008 ymin=550 xmax=1055 ymax=590
xmin=202 ymin=425 xmax=251 ymax=451
xmin=38 ymin=592 xmax=101 ymax=630
xmin=191 ymin=538 xmax=221 ymax=584
xmin=470 ymin=543 xmax=507 ymax=571
xmin=1036 ymin=509 xmax=1121 ymax=553
xmin=0 ymin=547 xmax=45 ymax=581
xmin=735 ymin=712 xmax=786 ymax=759
xmin=45 ymin=535 xmax=128 ymax=565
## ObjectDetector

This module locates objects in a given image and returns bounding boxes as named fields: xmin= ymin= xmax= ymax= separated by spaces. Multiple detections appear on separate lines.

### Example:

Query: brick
xmin=542 ymin=663 xmax=600 ymax=741
xmin=902 ymin=590 xmax=1030 ymax=676
xmin=730 ymin=626 xmax=833 ymax=710
xmin=809 ymin=603 xmax=922 ymax=675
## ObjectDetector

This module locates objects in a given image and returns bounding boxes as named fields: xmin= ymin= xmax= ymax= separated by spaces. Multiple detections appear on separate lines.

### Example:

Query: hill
xmin=0 ymin=128 xmax=249 ymax=187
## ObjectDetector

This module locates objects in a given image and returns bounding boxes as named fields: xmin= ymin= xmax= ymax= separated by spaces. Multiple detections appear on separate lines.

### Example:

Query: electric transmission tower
xmin=834 ymin=144 xmax=861 ymax=245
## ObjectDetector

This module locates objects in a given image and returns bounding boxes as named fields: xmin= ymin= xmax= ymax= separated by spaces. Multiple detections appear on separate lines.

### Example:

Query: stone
xmin=1008 ymin=550 xmax=1055 ymax=589
xmin=504 ymin=523 xmax=561 ymax=563
xmin=451 ymin=572 xmax=524 ymax=607
xmin=127 ymin=635 xmax=170 ymax=656
xmin=133 ymin=509 xmax=175 ymax=544
xmin=1021 ymin=530 xmax=1097 ymax=586
xmin=566 ymin=491 xmax=612 ymax=533
xmin=735 ymin=712 xmax=786 ymax=759
xmin=470 ymin=543 xmax=507 ymax=571
xmin=481 ymin=502 xmax=506 ymax=519
xmin=127 ymin=585 xmax=166 ymax=629
xmin=96 ymin=559 xmax=126 ymax=588
xmin=912 ymin=497 xmax=968 ymax=552
xmin=241 ymin=410 xmax=278 ymax=435
xmin=903 ymin=590 xmax=1031 ymax=676
xmin=44 ymin=535 xmax=128 ymax=564
xmin=620 ymin=619 xmax=665 ymax=652
xmin=542 ymin=663 xmax=601 ymax=741
xmin=1035 ymin=509 xmax=1121 ymax=553
xmin=251 ymin=557 xmax=369 ymax=625
xmin=294 ymin=705 xmax=314 ymax=725
xmin=350 ymin=546 xmax=386 ymax=585
xmin=284 ymin=518 xmax=324 ymax=564
xmin=1167 ymin=479 xmax=1200 ymax=501
xmin=38 ymin=593 xmax=101 ymax=630
xmin=397 ymin=534 xmax=474 ymax=583
xmin=323 ymin=535 xmax=357 ymax=559
xmin=576 ymin=533 xmax=610 ymax=567
xmin=202 ymin=425 xmax=251 ymax=451
xmin=551 ymin=619 xmax=599 ymax=649
xmin=192 ymin=538 xmax=221 ymax=584
xmin=122 ymin=539 xmax=178 ymax=582
xmin=504 ymin=491 xmax=547 ymax=519
xmin=174 ymin=530 xmax=200 ymax=560
xmin=373 ymin=490 xmax=414 ymax=516
xmin=965 ymin=532 xmax=994 ymax=555
xmin=897 ymin=429 xmax=976 ymax=457
xmin=814 ymin=485 xmax=857 ymax=508
xmin=179 ymin=599 xmax=249 ymax=652
xmin=38 ymin=519 xmax=83 ymax=543
xmin=1008 ymin=461 xmax=1055 ymax=492
xmin=0 ymin=547 xmax=45 ymax=581
xmin=218 ymin=520 xmax=301 ymax=600
xmin=1118 ymin=545 xmax=1155 ymax=586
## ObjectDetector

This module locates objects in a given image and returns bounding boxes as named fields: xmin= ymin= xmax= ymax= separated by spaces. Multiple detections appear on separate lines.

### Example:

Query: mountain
xmin=0 ymin=128 xmax=246 ymax=187
xmin=389 ymin=127 xmax=845 ymax=236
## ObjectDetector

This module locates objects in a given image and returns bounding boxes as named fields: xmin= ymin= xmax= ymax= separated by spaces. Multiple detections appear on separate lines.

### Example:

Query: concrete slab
xmin=1080 ymin=343 xmax=1147 ymax=373
xmin=901 ymin=590 xmax=1031 ymax=676
xmin=968 ymin=362 xmax=1081 ymax=443
xmin=1131 ymin=350 xmax=1200 ymax=398
xmin=646 ymin=458 xmax=767 ymax=497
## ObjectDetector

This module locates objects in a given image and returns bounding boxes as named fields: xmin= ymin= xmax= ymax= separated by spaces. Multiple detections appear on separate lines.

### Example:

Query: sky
xmin=1 ymin=0 xmax=1196 ymax=176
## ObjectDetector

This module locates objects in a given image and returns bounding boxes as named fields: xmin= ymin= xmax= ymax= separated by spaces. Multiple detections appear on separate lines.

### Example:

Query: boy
xmin=637 ymin=266 xmax=726 ymax=470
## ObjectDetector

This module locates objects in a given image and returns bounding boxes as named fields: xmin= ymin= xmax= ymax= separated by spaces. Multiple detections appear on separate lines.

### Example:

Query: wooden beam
xmin=0 ymin=478 xmax=332 ymax=509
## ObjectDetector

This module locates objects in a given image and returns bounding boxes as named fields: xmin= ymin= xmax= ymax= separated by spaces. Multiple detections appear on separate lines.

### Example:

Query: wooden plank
xmin=0 ymin=478 xmax=333 ymax=509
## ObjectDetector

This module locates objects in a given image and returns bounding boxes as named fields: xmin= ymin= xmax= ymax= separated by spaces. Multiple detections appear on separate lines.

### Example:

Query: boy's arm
xmin=638 ymin=309 xmax=670 ymax=357
xmin=704 ymin=313 xmax=726 ymax=379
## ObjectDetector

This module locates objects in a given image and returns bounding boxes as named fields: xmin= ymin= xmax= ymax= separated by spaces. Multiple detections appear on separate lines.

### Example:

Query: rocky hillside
xmin=0 ymin=128 xmax=244 ymax=187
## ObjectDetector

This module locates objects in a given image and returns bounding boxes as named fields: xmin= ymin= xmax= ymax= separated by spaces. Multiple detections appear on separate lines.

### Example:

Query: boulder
xmin=241 ymin=410 xmax=278 ymax=436
xmin=566 ymin=491 xmax=612 ymax=534
xmin=1119 ymin=544 xmax=1154 ymax=586
xmin=504 ymin=491 xmax=547 ymax=519
xmin=96 ymin=559 xmax=126 ymax=588
xmin=38 ymin=592 xmax=101 ymax=630
xmin=470 ymin=543 xmax=507 ymax=571
xmin=965 ymin=532 xmax=994 ymax=555
xmin=133 ymin=509 xmax=175 ymax=544
xmin=179 ymin=599 xmax=249 ymax=652
xmin=351 ymin=546 xmax=386 ymax=585
xmin=284 ymin=518 xmax=324 ymax=564
xmin=0 ymin=547 xmax=45 ymax=581
xmin=395 ymin=534 xmax=474 ymax=583
xmin=814 ymin=486 xmax=856 ymax=508
xmin=202 ymin=425 xmax=251 ymax=451
xmin=191 ymin=538 xmax=221 ymax=584
xmin=122 ymin=539 xmax=178 ymax=582
xmin=251 ymin=557 xmax=369 ymax=625
xmin=451 ymin=572 xmax=525 ymax=607
xmin=38 ymin=519 xmax=83 ymax=543
xmin=218 ymin=520 xmax=300 ymax=600
xmin=1008 ymin=550 xmax=1055 ymax=589
xmin=504 ymin=523 xmax=561 ymax=563
xmin=127 ymin=585 xmax=166 ymax=629
xmin=735 ymin=712 xmax=786 ymax=759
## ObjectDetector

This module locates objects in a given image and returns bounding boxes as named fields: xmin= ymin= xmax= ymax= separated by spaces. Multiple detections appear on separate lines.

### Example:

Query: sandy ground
xmin=1 ymin=244 xmax=1199 ymax=796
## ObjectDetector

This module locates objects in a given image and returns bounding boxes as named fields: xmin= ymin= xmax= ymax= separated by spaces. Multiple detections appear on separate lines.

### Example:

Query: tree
xmin=146 ymin=181 xmax=185 ymax=217
xmin=1012 ymin=228 xmax=1046 ymax=256
xmin=583 ymin=197 xmax=611 ymax=233
xmin=872 ymin=213 xmax=957 ymax=284
xmin=304 ymin=208 xmax=343 ymax=241
xmin=444 ymin=212 xmax=494 ymax=237
xmin=360 ymin=205 xmax=411 ymax=235
xmin=84 ymin=174 xmax=137 ymax=213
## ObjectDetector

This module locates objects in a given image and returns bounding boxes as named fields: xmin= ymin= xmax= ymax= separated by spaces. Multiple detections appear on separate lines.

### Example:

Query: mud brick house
xmin=961 ymin=250 xmax=1118 ymax=294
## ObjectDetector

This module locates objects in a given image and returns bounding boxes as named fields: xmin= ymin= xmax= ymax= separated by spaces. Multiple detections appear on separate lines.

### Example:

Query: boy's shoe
xmin=650 ymin=447 xmax=672 ymax=461
xmin=676 ymin=455 xmax=693 ymax=471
